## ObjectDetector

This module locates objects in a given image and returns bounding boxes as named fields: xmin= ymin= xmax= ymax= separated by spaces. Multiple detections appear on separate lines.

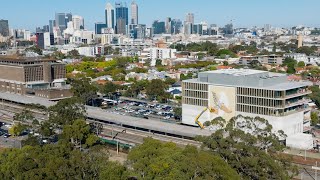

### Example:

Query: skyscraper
xmin=131 ymin=1 xmax=138 ymax=25
xmin=72 ymin=15 xmax=84 ymax=30
xmin=186 ymin=13 xmax=194 ymax=24
xmin=105 ymin=3 xmax=115 ymax=29
xmin=0 ymin=20 xmax=9 ymax=37
xmin=165 ymin=17 xmax=172 ymax=34
xmin=49 ymin=20 xmax=55 ymax=33
xmin=115 ymin=2 xmax=129 ymax=34
xmin=152 ymin=20 xmax=166 ymax=34
xmin=55 ymin=13 xmax=72 ymax=34
xmin=95 ymin=22 xmax=108 ymax=34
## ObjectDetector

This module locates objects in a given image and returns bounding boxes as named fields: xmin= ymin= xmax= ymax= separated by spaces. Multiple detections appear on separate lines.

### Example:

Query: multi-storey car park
xmin=182 ymin=69 xmax=313 ymax=143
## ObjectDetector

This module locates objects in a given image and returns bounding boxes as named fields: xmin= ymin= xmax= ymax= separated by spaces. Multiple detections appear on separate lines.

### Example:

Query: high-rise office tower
xmin=171 ymin=19 xmax=182 ymax=34
xmin=49 ymin=20 xmax=55 ymax=33
xmin=115 ymin=2 xmax=129 ymax=34
xmin=95 ymin=22 xmax=108 ymax=34
xmin=105 ymin=3 xmax=115 ymax=28
xmin=0 ymin=19 xmax=9 ymax=37
xmin=165 ymin=17 xmax=172 ymax=34
xmin=186 ymin=13 xmax=194 ymax=24
xmin=55 ymin=13 xmax=73 ymax=34
xmin=72 ymin=15 xmax=84 ymax=30
xmin=152 ymin=20 xmax=166 ymax=34
xmin=131 ymin=1 xmax=138 ymax=24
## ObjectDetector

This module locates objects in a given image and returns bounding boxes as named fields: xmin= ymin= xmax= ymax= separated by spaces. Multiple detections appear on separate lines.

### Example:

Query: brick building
xmin=0 ymin=57 xmax=72 ymax=99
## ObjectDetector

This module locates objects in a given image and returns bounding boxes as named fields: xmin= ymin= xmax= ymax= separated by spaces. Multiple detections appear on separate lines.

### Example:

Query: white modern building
xmin=182 ymin=69 xmax=313 ymax=147
xmin=145 ymin=48 xmax=177 ymax=66
xmin=131 ymin=1 xmax=138 ymax=24
xmin=284 ymin=53 xmax=320 ymax=65
xmin=72 ymin=15 xmax=84 ymax=30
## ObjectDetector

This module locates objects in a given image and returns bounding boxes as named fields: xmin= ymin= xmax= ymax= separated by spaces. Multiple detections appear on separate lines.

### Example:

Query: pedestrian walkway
xmin=284 ymin=148 xmax=320 ymax=159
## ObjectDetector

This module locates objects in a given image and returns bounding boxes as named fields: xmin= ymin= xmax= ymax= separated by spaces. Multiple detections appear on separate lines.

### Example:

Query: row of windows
xmin=236 ymin=104 xmax=277 ymax=116
xmin=237 ymin=87 xmax=283 ymax=98
xmin=237 ymin=96 xmax=284 ymax=108
xmin=182 ymin=97 xmax=208 ymax=107
xmin=183 ymin=90 xmax=208 ymax=99
xmin=52 ymin=65 xmax=66 ymax=79
xmin=183 ymin=82 xmax=208 ymax=91
xmin=24 ymin=67 xmax=44 ymax=82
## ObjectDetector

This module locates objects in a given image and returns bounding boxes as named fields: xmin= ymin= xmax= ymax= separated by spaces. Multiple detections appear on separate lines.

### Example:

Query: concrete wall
xmin=0 ymin=65 xmax=25 ymax=82
xmin=236 ymin=111 xmax=304 ymax=137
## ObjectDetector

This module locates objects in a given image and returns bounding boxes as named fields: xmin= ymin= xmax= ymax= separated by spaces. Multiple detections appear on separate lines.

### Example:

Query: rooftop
xmin=187 ymin=69 xmax=312 ymax=90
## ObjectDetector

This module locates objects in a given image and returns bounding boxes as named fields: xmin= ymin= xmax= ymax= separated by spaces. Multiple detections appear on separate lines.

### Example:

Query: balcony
xmin=284 ymin=98 xmax=312 ymax=108
xmin=284 ymin=90 xmax=312 ymax=99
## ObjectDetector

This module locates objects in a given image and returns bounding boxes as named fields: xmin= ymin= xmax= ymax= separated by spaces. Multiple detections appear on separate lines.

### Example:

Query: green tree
xmin=67 ymin=49 xmax=80 ymax=58
xmin=156 ymin=59 xmax=162 ymax=66
xmin=9 ymin=123 xmax=27 ymax=136
xmin=297 ymin=61 xmax=305 ymax=67
xmin=283 ymin=57 xmax=297 ymax=74
xmin=127 ymin=138 xmax=240 ymax=179
xmin=311 ymin=112 xmax=319 ymax=126
xmin=62 ymin=119 xmax=91 ymax=148
xmin=70 ymin=77 xmax=98 ymax=103
xmin=13 ymin=109 xmax=35 ymax=123
xmin=296 ymin=46 xmax=317 ymax=56
xmin=25 ymin=45 xmax=43 ymax=55
xmin=173 ymin=107 xmax=182 ymax=119
xmin=48 ymin=97 xmax=86 ymax=126
xmin=146 ymin=79 xmax=169 ymax=102
xmin=197 ymin=115 xmax=297 ymax=179
xmin=101 ymin=82 xmax=120 ymax=96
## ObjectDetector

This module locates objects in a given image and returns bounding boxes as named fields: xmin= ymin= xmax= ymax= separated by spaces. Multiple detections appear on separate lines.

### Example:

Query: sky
xmin=1 ymin=0 xmax=320 ymax=31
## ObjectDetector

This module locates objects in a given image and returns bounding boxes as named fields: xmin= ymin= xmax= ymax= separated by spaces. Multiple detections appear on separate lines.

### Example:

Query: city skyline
xmin=1 ymin=0 xmax=320 ymax=31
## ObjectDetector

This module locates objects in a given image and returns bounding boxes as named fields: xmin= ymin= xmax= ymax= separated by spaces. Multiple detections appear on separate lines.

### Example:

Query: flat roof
xmin=202 ymin=69 xmax=278 ymax=77
xmin=0 ymin=92 xmax=211 ymax=137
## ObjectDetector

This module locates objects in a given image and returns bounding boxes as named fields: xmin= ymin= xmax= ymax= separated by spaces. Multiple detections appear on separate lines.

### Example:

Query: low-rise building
xmin=182 ymin=69 xmax=312 ymax=144
xmin=0 ymin=57 xmax=71 ymax=99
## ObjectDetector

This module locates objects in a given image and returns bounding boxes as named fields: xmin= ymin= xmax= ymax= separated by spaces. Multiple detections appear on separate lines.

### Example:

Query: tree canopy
xmin=197 ymin=115 xmax=297 ymax=179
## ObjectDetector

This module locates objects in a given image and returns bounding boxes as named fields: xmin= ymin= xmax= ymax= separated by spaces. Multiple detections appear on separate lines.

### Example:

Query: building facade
xmin=0 ymin=58 xmax=70 ymax=99
xmin=131 ymin=1 xmax=138 ymax=25
xmin=115 ymin=2 xmax=128 ymax=34
xmin=105 ymin=3 xmax=115 ymax=29
xmin=0 ymin=20 xmax=9 ymax=37
xmin=182 ymin=69 xmax=312 ymax=137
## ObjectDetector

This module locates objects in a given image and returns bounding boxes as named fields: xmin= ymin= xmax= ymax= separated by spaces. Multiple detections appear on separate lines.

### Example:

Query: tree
xmin=25 ymin=45 xmax=43 ymax=55
xmin=283 ymin=57 xmax=297 ymax=74
xmin=309 ymin=86 xmax=320 ymax=108
xmin=67 ymin=49 xmax=80 ymax=58
xmin=173 ymin=107 xmax=182 ymax=119
xmin=127 ymin=138 xmax=240 ymax=179
xmin=146 ymin=79 xmax=169 ymax=102
xmin=70 ymin=77 xmax=98 ymax=103
xmin=0 ymin=143 xmax=128 ymax=179
xmin=48 ymin=97 xmax=86 ymax=126
xmin=156 ymin=59 xmax=162 ymax=66
xmin=62 ymin=119 xmax=92 ymax=148
xmin=9 ymin=123 xmax=27 ymax=136
xmin=197 ymin=115 xmax=297 ymax=179
xmin=311 ymin=112 xmax=319 ymax=126
xmin=297 ymin=61 xmax=305 ymax=67
xmin=101 ymin=82 xmax=120 ymax=96
xmin=296 ymin=46 xmax=317 ymax=56
xmin=13 ymin=109 xmax=35 ymax=123
xmin=223 ymin=61 xmax=229 ymax=66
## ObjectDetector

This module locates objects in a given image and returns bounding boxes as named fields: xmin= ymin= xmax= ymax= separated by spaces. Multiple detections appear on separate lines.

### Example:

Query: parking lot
xmin=0 ymin=121 xmax=23 ymax=148
xmin=103 ymin=99 xmax=180 ymax=123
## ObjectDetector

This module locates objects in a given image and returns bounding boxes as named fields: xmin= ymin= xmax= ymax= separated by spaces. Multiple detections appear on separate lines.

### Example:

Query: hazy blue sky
xmin=1 ymin=0 xmax=320 ymax=31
